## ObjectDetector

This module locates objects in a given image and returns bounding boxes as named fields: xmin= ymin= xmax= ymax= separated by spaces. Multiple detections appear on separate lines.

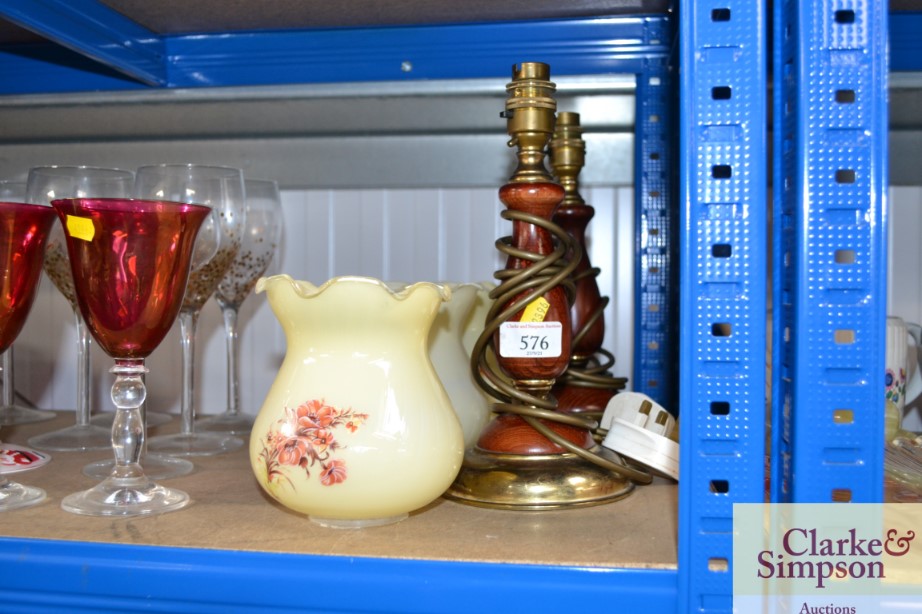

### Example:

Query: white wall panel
xmin=888 ymin=186 xmax=922 ymax=431
xmin=889 ymin=186 xmax=922 ymax=320
xmin=13 ymin=185 xmax=636 ymax=429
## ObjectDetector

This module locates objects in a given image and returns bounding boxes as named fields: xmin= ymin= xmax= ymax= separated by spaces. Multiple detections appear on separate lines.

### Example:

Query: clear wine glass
xmin=53 ymin=197 xmax=210 ymax=516
xmin=136 ymin=164 xmax=246 ymax=456
xmin=0 ymin=201 xmax=58 ymax=511
xmin=0 ymin=180 xmax=25 ymax=199
xmin=23 ymin=167 xmax=144 ymax=450
xmin=197 ymin=178 xmax=283 ymax=435
xmin=0 ymin=180 xmax=56 ymax=426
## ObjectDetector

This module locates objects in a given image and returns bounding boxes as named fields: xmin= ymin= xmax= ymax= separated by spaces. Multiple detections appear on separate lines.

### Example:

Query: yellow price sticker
xmin=521 ymin=296 xmax=550 ymax=323
xmin=66 ymin=215 xmax=95 ymax=242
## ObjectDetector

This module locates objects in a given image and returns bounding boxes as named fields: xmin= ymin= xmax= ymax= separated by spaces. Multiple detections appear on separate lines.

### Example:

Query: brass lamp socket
xmin=503 ymin=62 xmax=557 ymax=183
xmin=550 ymin=111 xmax=587 ymax=207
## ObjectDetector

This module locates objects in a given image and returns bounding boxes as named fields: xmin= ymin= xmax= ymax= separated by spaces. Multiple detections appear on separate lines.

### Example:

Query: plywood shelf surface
xmin=1 ymin=412 xmax=677 ymax=570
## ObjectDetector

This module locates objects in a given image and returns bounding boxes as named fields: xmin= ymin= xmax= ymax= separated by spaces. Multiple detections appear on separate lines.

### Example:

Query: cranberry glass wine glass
xmin=0 ymin=180 xmax=55 ymax=426
xmin=53 ymin=198 xmax=210 ymax=516
xmin=198 ymin=179 xmax=283 ymax=434
xmin=136 ymin=164 xmax=246 ymax=456
xmin=24 ymin=166 xmax=136 ymax=449
xmin=0 ymin=201 xmax=57 ymax=511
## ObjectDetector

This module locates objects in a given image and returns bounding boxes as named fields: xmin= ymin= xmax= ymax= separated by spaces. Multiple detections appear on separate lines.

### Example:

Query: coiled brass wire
xmin=470 ymin=207 xmax=652 ymax=485
xmin=557 ymin=263 xmax=628 ymax=394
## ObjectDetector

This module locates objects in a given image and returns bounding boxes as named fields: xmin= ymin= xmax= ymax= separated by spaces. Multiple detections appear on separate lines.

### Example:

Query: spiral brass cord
xmin=470 ymin=208 xmax=652 ymax=486
xmin=558 ymin=266 xmax=628 ymax=393
xmin=549 ymin=111 xmax=629 ymax=401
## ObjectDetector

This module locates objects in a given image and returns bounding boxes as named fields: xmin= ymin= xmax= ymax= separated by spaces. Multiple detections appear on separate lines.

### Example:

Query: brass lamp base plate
xmin=443 ymin=446 xmax=634 ymax=511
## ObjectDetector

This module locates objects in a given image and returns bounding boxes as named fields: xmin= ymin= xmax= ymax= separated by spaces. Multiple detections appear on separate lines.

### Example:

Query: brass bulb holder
xmin=550 ymin=111 xmax=587 ymax=207
xmin=503 ymin=62 xmax=557 ymax=184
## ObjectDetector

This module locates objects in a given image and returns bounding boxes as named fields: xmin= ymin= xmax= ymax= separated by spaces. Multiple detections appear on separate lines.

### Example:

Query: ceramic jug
xmin=426 ymin=282 xmax=492 ymax=449
xmin=461 ymin=281 xmax=508 ymax=406
xmin=251 ymin=274 xmax=464 ymax=528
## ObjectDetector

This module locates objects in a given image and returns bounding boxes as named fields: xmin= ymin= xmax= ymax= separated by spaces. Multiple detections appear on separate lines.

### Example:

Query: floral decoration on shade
xmin=259 ymin=399 xmax=368 ymax=488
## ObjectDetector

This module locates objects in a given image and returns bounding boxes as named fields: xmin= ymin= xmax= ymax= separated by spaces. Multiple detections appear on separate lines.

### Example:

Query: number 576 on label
xmin=498 ymin=321 xmax=563 ymax=358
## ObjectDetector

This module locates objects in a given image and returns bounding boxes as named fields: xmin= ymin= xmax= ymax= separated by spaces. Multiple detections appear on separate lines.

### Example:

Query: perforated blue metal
xmin=678 ymin=1 xmax=767 ymax=612
xmin=633 ymin=51 xmax=677 ymax=411
xmin=772 ymin=0 xmax=887 ymax=504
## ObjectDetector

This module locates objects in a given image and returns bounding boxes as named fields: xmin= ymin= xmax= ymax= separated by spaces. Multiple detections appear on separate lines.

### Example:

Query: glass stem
xmin=139 ymin=372 xmax=149 ymax=455
xmin=74 ymin=308 xmax=92 ymax=427
xmin=110 ymin=358 xmax=147 ymax=478
xmin=0 ymin=351 xmax=9 ymax=487
xmin=178 ymin=310 xmax=199 ymax=436
xmin=1 ymin=348 xmax=13 ymax=408
xmin=222 ymin=304 xmax=241 ymax=418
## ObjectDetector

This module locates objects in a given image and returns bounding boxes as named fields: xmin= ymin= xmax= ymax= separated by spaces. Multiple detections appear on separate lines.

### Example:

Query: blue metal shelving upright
xmin=772 ymin=0 xmax=888 ymax=504
xmin=678 ymin=1 xmax=768 ymax=612
xmin=634 ymin=47 xmax=679 ymax=412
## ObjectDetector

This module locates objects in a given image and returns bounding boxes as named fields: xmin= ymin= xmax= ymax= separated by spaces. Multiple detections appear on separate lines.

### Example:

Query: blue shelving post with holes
xmin=772 ymin=1 xmax=888 ymax=504
xmin=634 ymin=26 xmax=678 ymax=413
xmin=678 ymin=1 xmax=768 ymax=611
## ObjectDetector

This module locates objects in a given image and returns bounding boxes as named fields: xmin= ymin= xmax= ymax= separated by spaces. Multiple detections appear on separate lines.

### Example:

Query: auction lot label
xmin=734 ymin=504 xmax=922 ymax=613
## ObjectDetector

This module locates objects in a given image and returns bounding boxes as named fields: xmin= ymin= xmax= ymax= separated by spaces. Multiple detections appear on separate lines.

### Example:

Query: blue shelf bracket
xmin=0 ymin=0 xmax=166 ymax=86
xmin=772 ymin=1 xmax=888 ymax=503
xmin=678 ymin=1 xmax=768 ymax=612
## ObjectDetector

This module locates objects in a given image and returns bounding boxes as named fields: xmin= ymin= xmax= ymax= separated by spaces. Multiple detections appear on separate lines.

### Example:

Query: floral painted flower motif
xmin=320 ymin=458 xmax=348 ymax=486
xmin=260 ymin=399 xmax=368 ymax=488
xmin=886 ymin=368 xmax=907 ymax=406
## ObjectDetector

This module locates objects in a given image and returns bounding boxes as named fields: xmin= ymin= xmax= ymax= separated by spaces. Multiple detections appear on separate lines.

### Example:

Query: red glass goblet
xmin=25 ymin=165 xmax=136 ymax=444
xmin=0 ymin=179 xmax=55 ymax=426
xmin=52 ymin=198 xmax=210 ymax=516
xmin=0 ymin=201 xmax=57 ymax=512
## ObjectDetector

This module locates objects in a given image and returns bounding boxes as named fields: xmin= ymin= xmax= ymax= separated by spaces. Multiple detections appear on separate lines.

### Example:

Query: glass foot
xmin=61 ymin=474 xmax=190 ymax=517
xmin=91 ymin=411 xmax=173 ymax=429
xmin=196 ymin=411 xmax=254 ymax=435
xmin=0 ymin=480 xmax=47 ymax=512
xmin=309 ymin=513 xmax=408 ymax=529
xmin=83 ymin=453 xmax=195 ymax=481
xmin=27 ymin=423 xmax=111 ymax=452
xmin=0 ymin=405 xmax=56 ymax=426
xmin=147 ymin=431 xmax=243 ymax=457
